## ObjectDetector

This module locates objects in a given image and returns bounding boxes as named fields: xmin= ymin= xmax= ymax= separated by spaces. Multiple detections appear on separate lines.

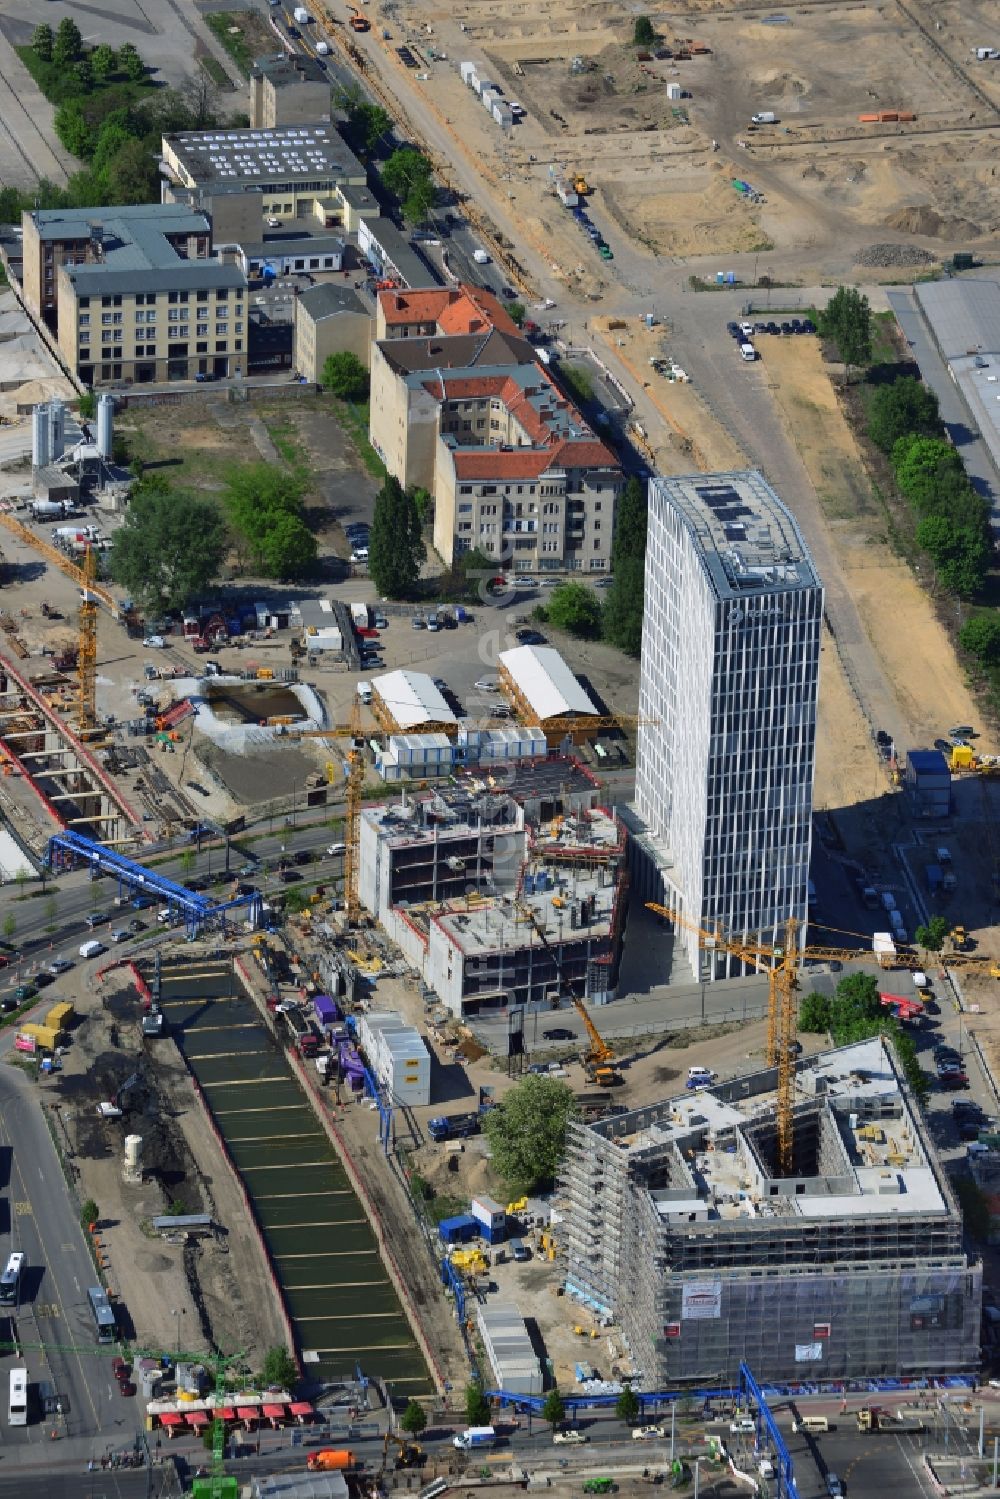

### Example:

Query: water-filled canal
xmin=154 ymin=961 xmax=430 ymax=1393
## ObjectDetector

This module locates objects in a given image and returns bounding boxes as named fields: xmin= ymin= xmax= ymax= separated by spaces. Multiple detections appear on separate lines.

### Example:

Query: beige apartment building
xmin=249 ymin=53 xmax=330 ymax=129
xmin=21 ymin=205 xmax=248 ymax=387
xmin=368 ymin=287 xmax=620 ymax=573
xmin=294 ymin=282 xmax=372 ymax=383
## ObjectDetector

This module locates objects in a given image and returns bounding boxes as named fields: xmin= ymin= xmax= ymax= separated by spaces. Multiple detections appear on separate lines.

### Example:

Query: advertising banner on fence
xmin=681 ymin=1281 xmax=722 ymax=1320
xmin=795 ymin=1342 xmax=823 ymax=1363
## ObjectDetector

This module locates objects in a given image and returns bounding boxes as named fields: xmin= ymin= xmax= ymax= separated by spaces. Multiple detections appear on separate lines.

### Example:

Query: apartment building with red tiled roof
xmin=369 ymin=289 xmax=621 ymax=575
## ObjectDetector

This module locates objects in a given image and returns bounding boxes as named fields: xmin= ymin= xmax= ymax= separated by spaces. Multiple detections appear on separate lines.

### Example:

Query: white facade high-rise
xmin=633 ymin=470 xmax=823 ymax=978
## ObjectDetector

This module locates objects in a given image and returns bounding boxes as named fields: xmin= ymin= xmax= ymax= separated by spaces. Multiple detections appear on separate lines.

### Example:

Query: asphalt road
xmin=0 ymin=1471 xmax=173 ymax=1499
xmin=0 ymin=1067 xmax=118 ymax=1447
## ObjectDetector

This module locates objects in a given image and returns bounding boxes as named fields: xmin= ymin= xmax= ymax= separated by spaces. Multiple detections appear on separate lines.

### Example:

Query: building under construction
xmin=561 ymin=1037 xmax=981 ymax=1386
xmin=357 ymin=763 xmax=626 ymax=1014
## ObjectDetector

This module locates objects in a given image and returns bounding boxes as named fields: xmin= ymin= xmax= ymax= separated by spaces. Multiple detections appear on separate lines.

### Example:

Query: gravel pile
xmin=854 ymin=242 xmax=936 ymax=267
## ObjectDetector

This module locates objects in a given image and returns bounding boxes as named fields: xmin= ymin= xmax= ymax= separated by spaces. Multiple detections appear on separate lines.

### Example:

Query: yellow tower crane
xmin=76 ymin=541 xmax=99 ymax=737
xmin=0 ymin=512 xmax=129 ymax=621
xmin=514 ymin=897 xmax=622 ymax=1084
xmin=646 ymin=901 xmax=993 ymax=1175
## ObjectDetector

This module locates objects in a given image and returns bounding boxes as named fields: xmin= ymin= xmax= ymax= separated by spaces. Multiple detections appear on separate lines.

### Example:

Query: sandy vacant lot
xmin=761 ymin=335 xmax=986 ymax=755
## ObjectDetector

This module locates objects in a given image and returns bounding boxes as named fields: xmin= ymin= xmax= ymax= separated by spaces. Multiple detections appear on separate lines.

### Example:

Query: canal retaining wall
xmin=234 ymin=955 xmax=447 ymax=1396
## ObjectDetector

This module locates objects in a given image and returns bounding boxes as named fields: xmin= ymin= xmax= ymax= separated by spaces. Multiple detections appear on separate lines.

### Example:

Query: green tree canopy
xmin=915 ymin=915 xmax=950 ymax=951
xmin=321 ymin=350 xmax=369 ymax=402
xmin=381 ymin=147 xmax=436 ymax=222
xmin=222 ymin=463 xmax=313 ymax=580
xmin=481 ymin=1074 xmax=579 ymax=1193
xmin=465 ymin=1382 xmax=491 ymax=1427
xmin=545 ymin=582 xmax=603 ymax=638
xmin=612 ymin=476 xmax=648 ymax=568
xmin=369 ymin=474 xmax=424 ymax=597
xmin=915 ymin=514 xmax=989 ymax=599
xmin=400 ymin=1399 xmax=428 ymax=1436
xmin=261 ymin=1346 xmax=298 ymax=1390
xmin=616 ymin=1386 xmax=641 ymax=1425
xmin=53 ymin=18 xmax=83 ymax=65
xmin=818 ymin=286 xmax=872 ymax=375
xmin=117 ymin=42 xmax=145 ymax=81
xmin=798 ymin=991 xmax=831 ymax=1033
xmin=892 ymin=435 xmax=967 ymax=512
xmin=542 ymin=1389 xmax=566 ymax=1429
xmin=633 ymin=16 xmax=657 ymax=45
xmin=867 ymin=376 xmax=943 ymax=454
xmin=960 ymin=613 xmax=1000 ymax=664
xmin=31 ymin=24 xmax=54 ymax=61
xmin=109 ymin=479 xmax=226 ymax=611
xmin=258 ymin=511 xmax=317 ymax=580
xmin=90 ymin=43 xmax=117 ymax=80
xmin=602 ymin=553 xmax=645 ymax=655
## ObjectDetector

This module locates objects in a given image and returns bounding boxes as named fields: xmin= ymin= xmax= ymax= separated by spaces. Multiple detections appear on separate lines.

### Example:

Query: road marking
xmin=14 ymin=1201 xmax=31 ymax=1216
xmin=0 ymin=1102 xmax=103 ymax=1432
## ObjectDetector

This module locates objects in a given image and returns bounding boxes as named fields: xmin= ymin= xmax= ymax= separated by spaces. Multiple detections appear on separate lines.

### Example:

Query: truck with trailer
xmin=428 ymin=1111 xmax=481 ymax=1142
xmin=856 ymin=1407 xmax=925 ymax=1434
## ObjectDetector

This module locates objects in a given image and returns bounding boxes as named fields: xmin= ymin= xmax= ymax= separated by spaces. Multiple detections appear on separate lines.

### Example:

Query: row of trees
xmin=453 ymin=1378 xmax=643 ymax=1436
xmin=4 ymin=24 xmax=239 ymax=214
xmin=862 ymin=373 xmax=993 ymax=599
xmin=335 ymin=84 xmax=435 ymax=224
xmin=109 ymin=465 xmax=318 ymax=611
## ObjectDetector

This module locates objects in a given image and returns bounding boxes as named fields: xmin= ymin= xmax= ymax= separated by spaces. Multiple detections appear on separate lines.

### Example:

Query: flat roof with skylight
xmin=163 ymin=124 xmax=365 ymax=191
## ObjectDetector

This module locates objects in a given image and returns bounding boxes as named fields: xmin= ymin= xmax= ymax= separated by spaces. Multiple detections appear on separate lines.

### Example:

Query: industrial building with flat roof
xmin=160 ymin=123 xmax=367 ymax=246
xmin=631 ymin=471 xmax=822 ymax=980
xmin=357 ymin=783 xmax=625 ymax=1014
xmin=912 ymin=276 xmax=1000 ymax=490
xmin=562 ymin=1036 xmax=981 ymax=1387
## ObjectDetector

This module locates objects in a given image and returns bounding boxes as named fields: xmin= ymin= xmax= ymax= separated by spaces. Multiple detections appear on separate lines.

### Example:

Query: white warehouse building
xmin=630 ymin=470 xmax=823 ymax=980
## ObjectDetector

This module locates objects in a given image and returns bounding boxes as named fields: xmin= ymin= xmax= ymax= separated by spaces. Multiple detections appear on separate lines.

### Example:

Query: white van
xmin=79 ymin=939 xmax=105 ymax=959
xmin=739 ymin=341 xmax=757 ymax=362
xmin=357 ymin=681 xmax=373 ymax=705
xmin=791 ymin=1415 xmax=829 ymax=1433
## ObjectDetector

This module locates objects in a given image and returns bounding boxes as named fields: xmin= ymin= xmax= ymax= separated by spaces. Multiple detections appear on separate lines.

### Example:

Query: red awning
xmin=218 ymin=1407 xmax=237 ymax=1421
xmin=159 ymin=1412 xmax=183 ymax=1427
xmin=186 ymin=1411 xmax=209 ymax=1428
xmin=290 ymin=1401 xmax=314 ymax=1417
xmin=262 ymin=1403 xmax=285 ymax=1420
xmin=237 ymin=1406 xmax=258 ymax=1422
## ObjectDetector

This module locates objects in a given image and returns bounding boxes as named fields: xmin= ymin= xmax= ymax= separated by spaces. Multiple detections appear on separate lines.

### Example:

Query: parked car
xmin=632 ymin=1426 xmax=664 ymax=1441
xmin=475 ymin=676 xmax=500 ymax=692
xmin=543 ymin=1027 xmax=576 ymax=1041
xmin=48 ymin=957 xmax=74 ymax=975
xmin=553 ymin=1429 xmax=588 ymax=1444
xmin=142 ymin=635 xmax=165 ymax=649
xmin=13 ymin=983 xmax=37 ymax=1003
xmin=85 ymin=911 xmax=109 ymax=929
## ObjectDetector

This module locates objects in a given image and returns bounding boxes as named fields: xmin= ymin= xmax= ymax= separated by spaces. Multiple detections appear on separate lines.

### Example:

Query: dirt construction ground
xmin=40 ymin=957 xmax=289 ymax=1368
xmin=392 ymin=0 xmax=1000 ymax=272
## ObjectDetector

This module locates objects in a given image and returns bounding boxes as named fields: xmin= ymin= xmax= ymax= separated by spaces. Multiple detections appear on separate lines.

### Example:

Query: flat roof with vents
xmin=163 ymin=124 xmax=365 ymax=191
xmin=650 ymin=469 xmax=820 ymax=601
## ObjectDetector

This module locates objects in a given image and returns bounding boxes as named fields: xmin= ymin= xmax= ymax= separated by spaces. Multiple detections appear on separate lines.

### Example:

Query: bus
xmin=87 ymin=1286 xmax=116 ymax=1344
xmin=8 ymin=1367 xmax=27 ymax=1426
xmin=0 ymin=1252 xmax=24 ymax=1306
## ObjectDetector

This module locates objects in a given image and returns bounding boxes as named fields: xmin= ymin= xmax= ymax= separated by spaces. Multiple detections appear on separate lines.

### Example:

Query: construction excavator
xmin=379 ymin=1433 xmax=425 ymax=1474
xmin=514 ymin=898 xmax=623 ymax=1085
